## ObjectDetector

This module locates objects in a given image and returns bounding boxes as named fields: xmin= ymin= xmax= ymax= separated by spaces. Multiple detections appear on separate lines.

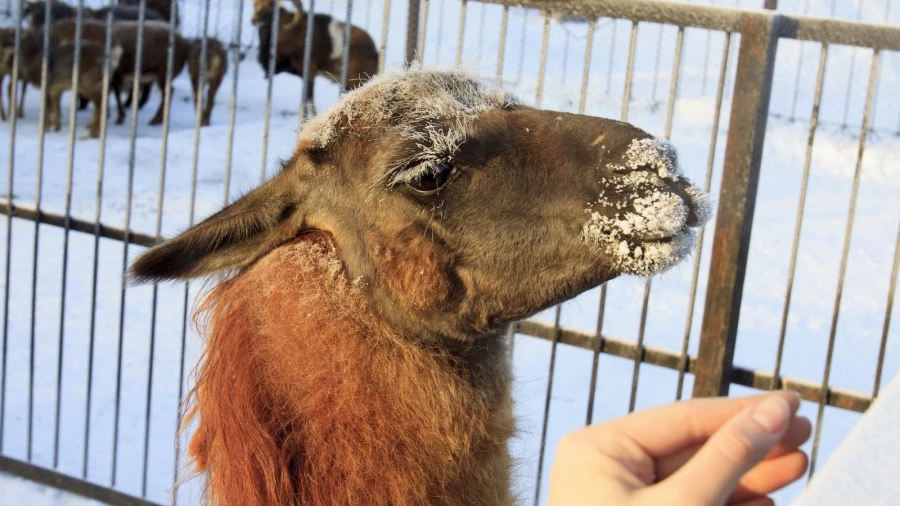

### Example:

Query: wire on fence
xmin=53 ymin=0 xmax=86 ymax=470
xmin=26 ymin=0 xmax=54 ymax=464
xmin=772 ymin=43 xmax=828 ymax=391
xmin=809 ymin=49 xmax=880 ymax=479
xmin=141 ymin=0 xmax=181 ymax=495
xmin=111 ymin=0 xmax=149 ymax=487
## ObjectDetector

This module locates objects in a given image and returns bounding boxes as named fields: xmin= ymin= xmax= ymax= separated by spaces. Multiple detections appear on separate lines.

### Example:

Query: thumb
xmin=660 ymin=393 xmax=797 ymax=505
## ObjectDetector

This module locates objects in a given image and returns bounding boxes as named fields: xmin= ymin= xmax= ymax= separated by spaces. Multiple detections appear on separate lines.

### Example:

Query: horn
xmin=285 ymin=0 xmax=304 ymax=29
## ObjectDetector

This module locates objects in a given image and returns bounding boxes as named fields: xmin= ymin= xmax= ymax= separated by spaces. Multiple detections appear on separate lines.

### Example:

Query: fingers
xmin=729 ymin=450 xmax=808 ymax=502
xmin=655 ymin=411 xmax=811 ymax=480
xmin=660 ymin=393 xmax=800 ymax=505
xmin=597 ymin=391 xmax=802 ymax=459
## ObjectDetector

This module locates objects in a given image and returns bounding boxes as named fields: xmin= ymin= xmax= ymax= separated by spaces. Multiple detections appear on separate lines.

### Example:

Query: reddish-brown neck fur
xmin=185 ymin=234 xmax=515 ymax=506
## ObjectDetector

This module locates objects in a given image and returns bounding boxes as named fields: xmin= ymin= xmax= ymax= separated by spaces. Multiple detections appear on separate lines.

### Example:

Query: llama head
xmin=131 ymin=68 xmax=709 ymax=340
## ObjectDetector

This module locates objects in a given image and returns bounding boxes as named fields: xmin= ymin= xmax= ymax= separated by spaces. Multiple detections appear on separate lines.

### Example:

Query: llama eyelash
xmin=381 ymin=124 xmax=466 ymax=189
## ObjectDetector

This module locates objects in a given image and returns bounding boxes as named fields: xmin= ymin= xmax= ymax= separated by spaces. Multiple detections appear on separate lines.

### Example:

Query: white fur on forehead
xmin=298 ymin=67 xmax=518 ymax=148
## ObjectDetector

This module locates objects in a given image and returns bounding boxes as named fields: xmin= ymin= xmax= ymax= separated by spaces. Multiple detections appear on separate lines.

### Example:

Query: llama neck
xmin=187 ymin=239 xmax=515 ymax=506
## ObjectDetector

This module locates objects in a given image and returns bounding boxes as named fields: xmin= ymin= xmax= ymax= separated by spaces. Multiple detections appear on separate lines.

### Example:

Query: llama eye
xmin=407 ymin=162 xmax=454 ymax=194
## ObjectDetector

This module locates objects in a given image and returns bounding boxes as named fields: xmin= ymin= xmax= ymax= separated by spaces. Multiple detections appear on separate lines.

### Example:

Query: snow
xmin=0 ymin=0 xmax=898 ymax=505
xmin=792 ymin=372 xmax=900 ymax=506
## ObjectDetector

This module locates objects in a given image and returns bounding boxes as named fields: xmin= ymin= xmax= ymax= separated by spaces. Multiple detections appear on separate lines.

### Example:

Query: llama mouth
xmin=581 ymin=138 xmax=711 ymax=276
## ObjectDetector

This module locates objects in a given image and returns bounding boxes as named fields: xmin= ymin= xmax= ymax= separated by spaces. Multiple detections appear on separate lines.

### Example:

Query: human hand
xmin=549 ymin=391 xmax=811 ymax=506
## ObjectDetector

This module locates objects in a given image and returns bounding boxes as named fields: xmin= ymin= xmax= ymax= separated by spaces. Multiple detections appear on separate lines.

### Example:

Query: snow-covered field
xmin=0 ymin=0 xmax=898 ymax=504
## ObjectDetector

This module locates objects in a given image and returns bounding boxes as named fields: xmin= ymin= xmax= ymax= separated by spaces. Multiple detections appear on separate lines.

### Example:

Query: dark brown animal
xmin=130 ymin=69 xmax=710 ymax=506
xmin=112 ymin=19 xmax=189 ymax=125
xmin=188 ymin=37 xmax=228 ymax=127
xmin=252 ymin=0 xmax=378 ymax=114
xmin=3 ymin=29 xmax=122 ymax=136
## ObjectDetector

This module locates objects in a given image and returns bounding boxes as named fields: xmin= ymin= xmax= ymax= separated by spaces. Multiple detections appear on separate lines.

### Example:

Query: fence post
xmin=764 ymin=0 xmax=778 ymax=10
xmin=405 ymin=0 xmax=420 ymax=64
xmin=692 ymin=13 xmax=780 ymax=398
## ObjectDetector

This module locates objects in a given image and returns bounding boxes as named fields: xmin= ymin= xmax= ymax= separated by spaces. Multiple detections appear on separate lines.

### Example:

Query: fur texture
xmin=186 ymin=233 xmax=516 ymax=506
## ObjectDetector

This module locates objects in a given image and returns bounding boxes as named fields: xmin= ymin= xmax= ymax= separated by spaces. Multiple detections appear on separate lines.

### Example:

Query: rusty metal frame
xmin=0 ymin=455 xmax=161 ymax=506
xmin=693 ymin=13 xmax=780 ymax=397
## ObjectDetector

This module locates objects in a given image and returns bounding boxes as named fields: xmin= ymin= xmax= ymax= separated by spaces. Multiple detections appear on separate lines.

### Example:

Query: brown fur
xmin=112 ymin=20 xmax=190 ymax=125
xmin=129 ymin=69 xmax=710 ymax=506
xmin=253 ymin=2 xmax=378 ymax=110
xmin=188 ymin=37 xmax=228 ymax=127
xmin=3 ymin=29 xmax=122 ymax=136
xmin=186 ymin=233 xmax=515 ymax=506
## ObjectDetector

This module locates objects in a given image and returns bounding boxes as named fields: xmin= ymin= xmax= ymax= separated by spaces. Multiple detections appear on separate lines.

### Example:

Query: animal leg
xmin=202 ymin=78 xmax=222 ymax=127
xmin=137 ymin=83 xmax=152 ymax=109
xmin=77 ymin=94 xmax=89 ymax=110
xmin=87 ymin=96 xmax=101 ymax=138
xmin=114 ymin=81 xmax=126 ymax=125
xmin=149 ymin=76 xmax=168 ymax=125
xmin=16 ymin=80 xmax=26 ymax=118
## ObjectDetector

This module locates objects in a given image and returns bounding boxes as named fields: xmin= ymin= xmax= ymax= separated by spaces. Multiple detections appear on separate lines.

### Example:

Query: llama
xmin=131 ymin=68 xmax=710 ymax=505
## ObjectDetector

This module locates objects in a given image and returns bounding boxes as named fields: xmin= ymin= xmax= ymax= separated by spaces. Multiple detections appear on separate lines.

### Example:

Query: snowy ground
xmin=0 ymin=0 xmax=899 ymax=504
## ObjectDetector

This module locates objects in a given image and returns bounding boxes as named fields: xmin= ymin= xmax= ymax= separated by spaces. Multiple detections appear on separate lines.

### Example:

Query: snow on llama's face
xmin=131 ymin=68 xmax=710 ymax=340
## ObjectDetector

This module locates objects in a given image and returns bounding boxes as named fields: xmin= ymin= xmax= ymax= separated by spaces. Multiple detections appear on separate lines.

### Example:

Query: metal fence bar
xmin=378 ymin=0 xmax=392 ymax=72
xmin=0 ymin=205 xmax=159 ymax=249
xmin=629 ymin=25 xmax=684 ymax=413
xmin=456 ymin=0 xmax=467 ymax=67
xmin=0 ymin=455 xmax=161 ymax=506
xmin=495 ymin=4 xmax=509 ymax=87
xmin=518 ymin=319 xmax=874 ymax=412
xmin=676 ymin=31 xmax=732 ymax=401
xmin=0 ymin=0 xmax=24 ymax=457
xmin=874 ymin=222 xmax=900 ymax=398
xmin=224 ymin=0 xmax=246 ymax=196
xmin=577 ymin=19 xmax=594 ymax=115
xmin=577 ymin=18 xmax=604 ymax=425
xmin=772 ymin=43 xmax=828 ymax=390
xmin=26 ymin=0 xmax=54 ymax=463
xmin=173 ymin=0 xmax=212 ymax=492
xmin=259 ymin=3 xmax=281 ymax=183
xmin=416 ymin=0 xmax=429 ymax=61
xmin=300 ymin=0 xmax=316 ymax=121
xmin=534 ymin=13 xmax=550 ymax=108
xmin=83 ymin=3 xmax=116 ymax=478
xmin=531 ymin=15 xmax=555 ymax=503
xmin=533 ymin=305 xmax=561 ymax=506
xmin=112 ymin=0 xmax=148 ymax=486
xmin=693 ymin=13 xmax=779 ymax=398
xmin=406 ymin=0 xmax=420 ymax=63
xmin=809 ymin=50 xmax=880 ymax=479
xmin=621 ymin=21 xmax=638 ymax=121
xmin=605 ymin=18 xmax=616 ymax=94
xmin=141 ymin=0 xmax=181 ymax=496
xmin=54 ymin=0 xmax=86 ymax=469
xmin=340 ymin=0 xmax=354 ymax=90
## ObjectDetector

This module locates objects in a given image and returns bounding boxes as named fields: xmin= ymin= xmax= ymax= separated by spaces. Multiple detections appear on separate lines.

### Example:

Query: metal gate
xmin=0 ymin=0 xmax=898 ymax=504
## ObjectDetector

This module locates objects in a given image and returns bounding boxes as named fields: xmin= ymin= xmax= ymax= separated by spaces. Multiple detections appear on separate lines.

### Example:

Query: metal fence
xmin=0 ymin=0 xmax=898 ymax=504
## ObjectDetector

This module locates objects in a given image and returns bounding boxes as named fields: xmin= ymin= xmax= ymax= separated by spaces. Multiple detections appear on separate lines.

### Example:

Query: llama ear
xmin=130 ymin=176 xmax=303 ymax=282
